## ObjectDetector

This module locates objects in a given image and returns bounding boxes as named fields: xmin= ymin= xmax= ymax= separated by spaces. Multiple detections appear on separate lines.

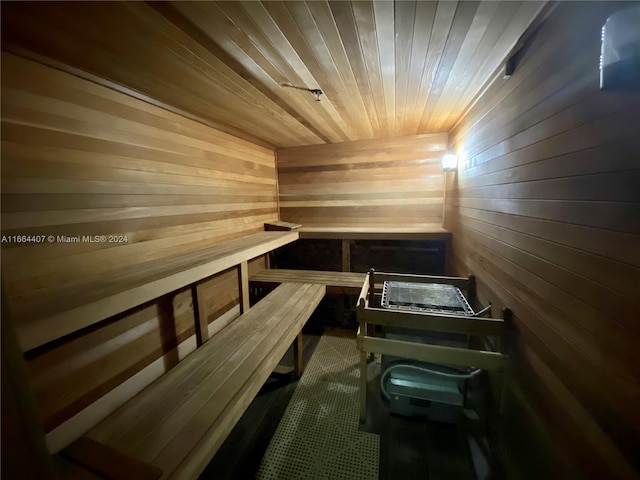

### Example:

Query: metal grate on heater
xmin=381 ymin=281 xmax=474 ymax=315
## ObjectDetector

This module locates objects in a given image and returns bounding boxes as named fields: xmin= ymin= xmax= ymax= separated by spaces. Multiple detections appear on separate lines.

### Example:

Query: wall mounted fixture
xmin=504 ymin=56 xmax=516 ymax=78
xmin=442 ymin=153 xmax=458 ymax=172
xmin=600 ymin=3 xmax=640 ymax=91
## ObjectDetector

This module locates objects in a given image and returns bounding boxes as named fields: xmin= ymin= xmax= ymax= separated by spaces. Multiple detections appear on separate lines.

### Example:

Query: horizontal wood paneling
xmin=0 ymin=1 xmax=545 ymax=147
xmin=25 ymin=288 xmax=195 ymax=434
xmin=1 ymin=53 xmax=278 ymax=317
xmin=277 ymin=134 xmax=447 ymax=228
xmin=445 ymin=2 xmax=640 ymax=477
xmin=0 ymin=53 xmax=278 ymax=448
xmin=195 ymin=267 xmax=241 ymax=339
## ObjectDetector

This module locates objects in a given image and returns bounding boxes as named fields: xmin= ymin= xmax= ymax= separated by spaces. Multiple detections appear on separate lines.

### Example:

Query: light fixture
xmin=504 ymin=56 xmax=515 ymax=78
xmin=309 ymin=89 xmax=323 ymax=101
xmin=600 ymin=3 xmax=640 ymax=91
xmin=442 ymin=153 xmax=458 ymax=172
xmin=281 ymin=83 xmax=324 ymax=101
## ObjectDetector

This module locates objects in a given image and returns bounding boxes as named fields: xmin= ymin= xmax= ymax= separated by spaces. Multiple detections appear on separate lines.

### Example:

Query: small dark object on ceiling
xmin=281 ymin=83 xmax=324 ymax=101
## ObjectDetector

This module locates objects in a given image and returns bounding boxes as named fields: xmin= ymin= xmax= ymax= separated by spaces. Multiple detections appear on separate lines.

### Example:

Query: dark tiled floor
xmin=201 ymin=326 xmax=493 ymax=480
xmin=199 ymin=324 xmax=323 ymax=480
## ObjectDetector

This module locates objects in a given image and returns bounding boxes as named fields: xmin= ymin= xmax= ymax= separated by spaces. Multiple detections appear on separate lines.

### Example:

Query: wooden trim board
xmin=361 ymin=307 xmax=505 ymax=336
xmin=358 ymin=335 xmax=507 ymax=370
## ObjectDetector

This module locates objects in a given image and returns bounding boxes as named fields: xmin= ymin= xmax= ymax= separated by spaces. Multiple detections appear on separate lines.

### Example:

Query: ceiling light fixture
xmin=281 ymin=82 xmax=324 ymax=101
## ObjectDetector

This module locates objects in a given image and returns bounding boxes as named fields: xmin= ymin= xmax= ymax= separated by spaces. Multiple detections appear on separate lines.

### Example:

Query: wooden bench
xmin=266 ymin=225 xmax=452 ymax=276
xmin=60 ymin=282 xmax=326 ymax=480
xmin=250 ymin=268 xmax=368 ymax=295
xmin=10 ymin=231 xmax=298 ymax=352
xmin=3 ymin=230 xmax=303 ymax=462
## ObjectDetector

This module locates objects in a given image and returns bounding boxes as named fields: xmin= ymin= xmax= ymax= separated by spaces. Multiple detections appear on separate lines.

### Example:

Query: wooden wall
xmin=277 ymin=134 xmax=447 ymax=228
xmin=1 ymin=53 xmax=277 ymax=451
xmin=444 ymin=2 xmax=640 ymax=478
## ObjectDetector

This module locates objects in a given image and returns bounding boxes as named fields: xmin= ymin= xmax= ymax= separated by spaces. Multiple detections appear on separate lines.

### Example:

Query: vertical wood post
xmin=341 ymin=239 xmax=351 ymax=272
xmin=1 ymin=287 xmax=57 ymax=478
xmin=192 ymin=284 xmax=209 ymax=346
xmin=359 ymin=349 xmax=368 ymax=424
xmin=239 ymin=261 xmax=250 ymax=313
xmin=293 ymin=333 xmax=304 ymax=379
xmin=467 ymin=273 xmax=477 ymax=308
xmin=444 ymin=235 xmax=452 ymax=275
xmin=368 ymin=268 xmax=378 ymax=308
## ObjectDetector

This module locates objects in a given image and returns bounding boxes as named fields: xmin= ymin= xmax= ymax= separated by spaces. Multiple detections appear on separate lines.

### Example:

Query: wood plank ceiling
xmin=1 ymin=1 xmax=546 ymax=149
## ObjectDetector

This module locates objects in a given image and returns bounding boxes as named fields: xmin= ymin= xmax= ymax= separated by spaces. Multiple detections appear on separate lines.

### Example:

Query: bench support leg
xmin=239 ymin=261 xmax=250 ymax=313
xmin=293 ymin=332 xmax=304 ymax=379
xmin=359 ymin=350 xmax=368 ymax=424
xmin=341 ymin=239 xmax=350 ymax=272
xmin=193 ymin=284 xmax=209 ymax=346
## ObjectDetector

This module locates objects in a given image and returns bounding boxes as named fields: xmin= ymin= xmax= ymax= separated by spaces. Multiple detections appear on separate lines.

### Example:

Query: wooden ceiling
xmin=1 ymin=1 xmax=546 ymax=149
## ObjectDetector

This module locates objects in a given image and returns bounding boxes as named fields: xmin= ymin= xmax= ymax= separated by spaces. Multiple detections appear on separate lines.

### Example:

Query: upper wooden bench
xmin=264 ymin=225 xmax=452 ymax=273
xmin=296 ymin=225 xmax=451 ymax=240
xmin=10 ymin=231 xmax=298 ymax=352
xmin=62 ymin=282 xmax=326 ymax=480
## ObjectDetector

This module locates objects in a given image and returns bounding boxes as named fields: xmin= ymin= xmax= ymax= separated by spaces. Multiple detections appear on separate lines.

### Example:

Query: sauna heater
xmin=380 ymin=281 xmax=483 ymax=423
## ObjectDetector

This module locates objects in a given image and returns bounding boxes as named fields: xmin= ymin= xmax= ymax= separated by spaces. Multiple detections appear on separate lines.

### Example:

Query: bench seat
xmin=11 ymin=231 xmax=298 ymax=352
xmin=296 ymin=225 xmax=451 ymax=240
xmin=63 ymin=282 xmax=325 ymax=479
xmin=251 ymin=268 xmax=372 ymax=294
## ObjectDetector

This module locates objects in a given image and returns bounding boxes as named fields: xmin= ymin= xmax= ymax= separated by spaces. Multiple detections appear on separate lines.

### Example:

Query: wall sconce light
xmin=504 ymin=55 xmax=516 ymax=79
xmin=600 ymin=3 xmax=640 ymax=91
xmin=442 ymin=153 xmax=458 ymax=172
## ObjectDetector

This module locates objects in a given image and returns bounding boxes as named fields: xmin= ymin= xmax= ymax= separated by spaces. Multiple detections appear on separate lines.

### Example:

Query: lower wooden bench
xmin=61 ymin=282 xmax=325 ymax=480
xmin=250 ymin=268 xmax=369 ymax=295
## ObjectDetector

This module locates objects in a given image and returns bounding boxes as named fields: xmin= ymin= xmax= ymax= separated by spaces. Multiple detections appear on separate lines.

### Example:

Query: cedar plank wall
xmin=445 ymin=2 xmax=640 ymax=478
xmin=1 ymin=53 xmax=277 ymax=451
xmin=277 ymin=134 xmax=447 ymax=228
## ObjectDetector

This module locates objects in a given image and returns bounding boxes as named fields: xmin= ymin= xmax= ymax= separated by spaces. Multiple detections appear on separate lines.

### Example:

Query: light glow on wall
xmin=457 ymin=147 xmax=468 ymax=170
xmin=442 ymin=153 xmax=458 ymax=172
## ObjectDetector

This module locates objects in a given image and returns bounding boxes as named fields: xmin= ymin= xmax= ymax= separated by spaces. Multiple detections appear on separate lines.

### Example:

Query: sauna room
xmin=1 ymin=1 xmax=638 ymax=479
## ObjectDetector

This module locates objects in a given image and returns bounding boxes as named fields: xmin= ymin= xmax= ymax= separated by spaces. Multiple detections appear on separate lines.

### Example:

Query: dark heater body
xmin=379 ymin=281 xmax=486 ymax=423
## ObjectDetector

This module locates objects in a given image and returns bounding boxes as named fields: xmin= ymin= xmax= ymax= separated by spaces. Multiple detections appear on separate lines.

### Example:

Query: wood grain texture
xmin=25 ymin=288 xmax=196 ymax=435
xmin=61 ymin=437 xmax=162 ymax=480
xmin=10 ymin=231 xmax=296 ymax=353
xmin=44 ymin=333 xmax=199 ymax=455
xmin=0 ymin=1 xmax=544 ymax=147
xmin=53 ymin=456 xmax=105 ymax=480
xmin=1 ymin=292 xmax=57 ymax=479
xmin=0 ymin=53 xmax=279 ymax=349
xmin=250 ymin=268 xmax=368 ymax=295
xmin=87 ymin=282 xmax=326 ymax=479
xmin=0 ymin=52 xmax=282 ymax=458
xmin=277 ymin=134 xmax=448 ymax=227
xmin=195 ymin=267 xmax=241 ymax=340
xmin=445 ymin=2 xmax=640 ymax=477
xmin=297 ymin=226 xmax=450 ymax=240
